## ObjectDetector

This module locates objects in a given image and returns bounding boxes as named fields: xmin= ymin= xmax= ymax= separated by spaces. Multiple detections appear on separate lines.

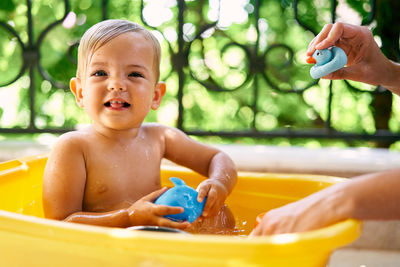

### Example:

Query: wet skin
xmin=43 ymin=31 xmax=237 ymax=231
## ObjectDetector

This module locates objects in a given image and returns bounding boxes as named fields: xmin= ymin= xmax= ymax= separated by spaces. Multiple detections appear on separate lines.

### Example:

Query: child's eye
xmin=129 ymin=72 xmax=144 ymax=78
xmin=93 ymin=70 xmax=107 ymax=76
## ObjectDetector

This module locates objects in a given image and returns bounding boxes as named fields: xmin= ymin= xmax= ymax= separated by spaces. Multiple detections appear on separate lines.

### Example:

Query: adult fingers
xmin=323 ymin=65 xmax=363 ymax=81
xmin=269 ymin=218 xmax=297 ymax=235
xmin=249 ymin=220 xmax=275 ymax=236
xmin=249 ymin=225 xmax=261 ymax=237
xmin=307 ymin=23 xmax=333 ymax=56
xmin=315 ymin=22 xmax=344 ymax=50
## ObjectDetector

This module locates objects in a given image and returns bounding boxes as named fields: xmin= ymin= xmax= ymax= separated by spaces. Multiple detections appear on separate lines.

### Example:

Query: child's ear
xmin=151 ymin=82 xmax=166 ymax=110
xmin=70 ymin=78 xmax=84 ymax=108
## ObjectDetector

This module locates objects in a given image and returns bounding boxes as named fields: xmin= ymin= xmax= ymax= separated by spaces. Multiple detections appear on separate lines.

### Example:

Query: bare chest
xmin=83 ymin=143 xmax=163 ymax=212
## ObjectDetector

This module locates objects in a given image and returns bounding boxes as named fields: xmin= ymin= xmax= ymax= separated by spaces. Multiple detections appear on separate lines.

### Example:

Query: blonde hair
xmin=76 ymin=19 xmax=161 ymax=81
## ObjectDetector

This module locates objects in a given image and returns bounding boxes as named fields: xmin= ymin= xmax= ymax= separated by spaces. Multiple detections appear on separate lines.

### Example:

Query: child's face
xmin=71 ymin=32 xmax=165 ymax=131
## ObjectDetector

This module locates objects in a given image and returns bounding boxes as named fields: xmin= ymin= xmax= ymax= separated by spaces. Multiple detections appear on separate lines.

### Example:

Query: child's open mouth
xmin=104 ymin=100 xmax=131 ymax=109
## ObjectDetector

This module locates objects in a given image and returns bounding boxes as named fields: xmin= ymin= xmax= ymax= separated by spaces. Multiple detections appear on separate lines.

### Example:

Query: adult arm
xmin=250 ymin=169 xmax=400 ymax=236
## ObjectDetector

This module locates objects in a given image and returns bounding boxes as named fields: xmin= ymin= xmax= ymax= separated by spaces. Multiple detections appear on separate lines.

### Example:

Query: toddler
xmin=43 ymin=19 xmax=237 ymax=232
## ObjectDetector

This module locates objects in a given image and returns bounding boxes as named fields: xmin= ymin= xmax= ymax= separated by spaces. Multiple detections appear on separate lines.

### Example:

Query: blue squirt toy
xmin=154 ymin=177 xmax=206 ymax=223
xmin=306 ymin=46 xmax=347 ymax=79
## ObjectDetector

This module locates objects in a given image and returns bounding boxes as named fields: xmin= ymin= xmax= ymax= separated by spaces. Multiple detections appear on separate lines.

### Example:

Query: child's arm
xmin=161 ymin=126 xmax=237 ymax=217
xmin=64 ymin=187 xmax=190 ymax=229
xmin=196 ymin=152 xmax=237 ymax=217
xmin=250 ymin=169 xmax=400 ymax=236
xmin=43 ymin=133 xmax=189 ymax=229
xmin=43 ymin=133 xmax=87 ymax=222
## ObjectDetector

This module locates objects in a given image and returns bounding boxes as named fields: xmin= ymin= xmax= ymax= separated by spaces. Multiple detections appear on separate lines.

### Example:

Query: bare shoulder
xmin=140 ymin=122 xmax=180 ymax=137
xmin=45 ymin=130 xmax=90 ymax=175
xmin=58 ymin=130 xmax=87 ymax=143
xmin=141 ymin=122 xmax=169 ymax=131
xmin=43 ymin=132 xmax=89 ymax=220
xmin=51 ymin=130 xmax=91 ymax=155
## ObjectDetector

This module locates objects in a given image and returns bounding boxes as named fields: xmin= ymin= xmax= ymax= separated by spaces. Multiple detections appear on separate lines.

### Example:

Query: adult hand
xmin=307 ymin=22 xmax=400 ymax=92
xmin=249 ymin=184 xmax=352 ymax=236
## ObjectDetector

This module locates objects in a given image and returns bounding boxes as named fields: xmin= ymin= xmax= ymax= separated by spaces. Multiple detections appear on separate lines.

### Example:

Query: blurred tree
xmin=0 ymin=0 xmax=399 ymax=148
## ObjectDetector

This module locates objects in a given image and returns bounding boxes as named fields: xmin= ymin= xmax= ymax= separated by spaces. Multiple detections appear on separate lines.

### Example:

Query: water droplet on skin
xmin=144 ymin=149 xmax=150 ymax=160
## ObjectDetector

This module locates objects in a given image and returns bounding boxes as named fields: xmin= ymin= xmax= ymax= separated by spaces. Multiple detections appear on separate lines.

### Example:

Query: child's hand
xmin=196 ymin=179 xmax=229 ymax=217
xmin=127 ymin=187 xmax=191 ymax=230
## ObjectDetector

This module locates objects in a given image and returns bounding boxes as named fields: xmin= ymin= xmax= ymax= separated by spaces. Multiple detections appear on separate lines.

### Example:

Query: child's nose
xmin=108 ymin=86 xmax=125 ymax=91
xmin=107 ymin=81 xmax=126 ymax=91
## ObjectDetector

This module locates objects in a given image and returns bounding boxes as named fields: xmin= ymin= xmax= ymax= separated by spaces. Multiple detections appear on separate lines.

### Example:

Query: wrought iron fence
xmin=0 ymin=0 xmax=399 ymax=143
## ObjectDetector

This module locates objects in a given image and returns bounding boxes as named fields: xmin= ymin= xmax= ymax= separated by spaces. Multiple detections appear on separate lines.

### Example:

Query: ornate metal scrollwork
xmin=1 ymin=0 xmax=398 ymax=143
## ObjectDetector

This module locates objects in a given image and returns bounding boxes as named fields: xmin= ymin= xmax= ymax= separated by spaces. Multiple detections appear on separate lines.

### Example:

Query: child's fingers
xmin=158 ymin=218 xmax=191 ymax=230
xmin=155 ymin=204 xmax=184 ymax=216
xmin=141 ymin=187 xmax=168 ymax=202
xmin=202 ymin=188 xmax=218 ymax=217
xmin=196 ymin=183 xmax=211 ymax=203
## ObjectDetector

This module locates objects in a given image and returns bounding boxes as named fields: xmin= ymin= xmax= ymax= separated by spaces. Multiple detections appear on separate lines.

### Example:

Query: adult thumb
xmin=323 ymin=65 xmax=362 ymax=81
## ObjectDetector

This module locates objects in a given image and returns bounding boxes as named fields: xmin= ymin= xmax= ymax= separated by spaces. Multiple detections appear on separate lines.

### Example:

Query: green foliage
xmin=0 ymin=0 xmax=399 ymax=149
xmin=0 ymin=0 xmax=16 ymax=12
xmin=344 ymin=0 xmax=372 ymax=24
